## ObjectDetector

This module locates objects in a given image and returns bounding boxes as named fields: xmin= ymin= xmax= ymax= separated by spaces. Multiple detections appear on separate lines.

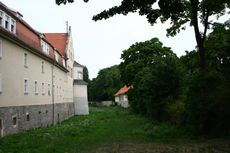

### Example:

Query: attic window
xmin=40 ymin=39 xmax=50 ymax=55
xmin=0 ymin=11 xmax=3 ymax=26
xmin=10 ymin=19 xmax=16 ymax=33
xmin=5 ymin=15 xmax=10 ymax=30
xmin=54 ymin=51 xmax=58 ymax=62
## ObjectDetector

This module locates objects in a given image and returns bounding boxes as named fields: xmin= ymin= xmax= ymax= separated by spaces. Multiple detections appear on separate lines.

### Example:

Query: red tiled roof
xmin=44 ymin=33 xmax=68 ymax=56
xmin=115 ymin=86 xmax=131 ymax=96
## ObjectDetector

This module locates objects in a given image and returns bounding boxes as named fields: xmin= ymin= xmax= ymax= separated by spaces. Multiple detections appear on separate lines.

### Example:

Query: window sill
xmin=35 ymin=93 xmax=38 ymax=95
xmin=24 ymin=92 xmax=29 ymax=95
xmin=24 ymin=65 xmax=28 ymax=68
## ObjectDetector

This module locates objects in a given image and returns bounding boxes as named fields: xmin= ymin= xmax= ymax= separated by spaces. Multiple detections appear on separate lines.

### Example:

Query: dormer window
xmin=62 ymin=58 xmax=66 ymax=67
xmin=54 ymin=51 xmax=58 ymax=62
xmin=40 ymin=39 xmax=50 ymax=55
xmin=10 ymin=19 xmax=16 ymax=33
xmin=0 ymin=11 xmax=3 ymax=26
xmin=0 ymin=10 xmax=16 ymax=34
xmin=5 ymin=15 xmax=10 ymax=30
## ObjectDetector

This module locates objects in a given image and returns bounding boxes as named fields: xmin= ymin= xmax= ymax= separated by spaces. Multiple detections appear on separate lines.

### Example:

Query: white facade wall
xmin=0 ymin=37 xmax=73 ymax=107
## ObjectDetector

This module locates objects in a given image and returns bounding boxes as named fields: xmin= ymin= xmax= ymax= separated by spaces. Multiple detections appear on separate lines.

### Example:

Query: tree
xmin=120 ymin=38 xmax=182 ymax=120
xmin=83 ymin=66 xmax=89 ymax=83
xmin=56 ymin=0 xmax=88 ymax=5
xmin=88 ymin=65 xmax=123 ymax=101
xmin=92 ymin=0 xmax=229 ymax=68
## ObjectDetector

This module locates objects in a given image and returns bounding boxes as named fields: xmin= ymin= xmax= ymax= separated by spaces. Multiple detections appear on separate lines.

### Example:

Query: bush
xmin=186 ymin=69 xmax=230 ymax=135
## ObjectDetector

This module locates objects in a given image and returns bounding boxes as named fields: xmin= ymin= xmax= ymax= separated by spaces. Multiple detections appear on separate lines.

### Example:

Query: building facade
xmin=73 ymin=62 xmax=89 ymax=115
xmin=114 ymin=86 xmax=130 ymax=108
xmin=0 ymin=2 xmax=75 ymax=137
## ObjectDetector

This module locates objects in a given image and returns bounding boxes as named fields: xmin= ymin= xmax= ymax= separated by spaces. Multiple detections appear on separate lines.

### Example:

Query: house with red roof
xmin=0 ymin=2 xmax=78 ymax=137
xmin=114 ymin=85 xmax=131 ymax=108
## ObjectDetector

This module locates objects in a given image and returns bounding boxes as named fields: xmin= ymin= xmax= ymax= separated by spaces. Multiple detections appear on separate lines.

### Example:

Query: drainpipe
xmin=51 ymin=64 xmax=55 ymax=125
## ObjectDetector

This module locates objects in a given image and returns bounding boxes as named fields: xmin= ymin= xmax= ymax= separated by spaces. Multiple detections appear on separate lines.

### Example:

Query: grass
xmin=0 ymin=106 xmax=229 ymax=153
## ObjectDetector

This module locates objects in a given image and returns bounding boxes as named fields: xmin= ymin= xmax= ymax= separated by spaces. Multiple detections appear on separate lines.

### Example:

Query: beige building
xmin=0 ymin=2 xmax=77 ymax=137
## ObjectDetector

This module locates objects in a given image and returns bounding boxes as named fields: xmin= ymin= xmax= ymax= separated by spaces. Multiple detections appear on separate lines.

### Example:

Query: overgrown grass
xmin=0 ymin=106 xmax=229 ymax=153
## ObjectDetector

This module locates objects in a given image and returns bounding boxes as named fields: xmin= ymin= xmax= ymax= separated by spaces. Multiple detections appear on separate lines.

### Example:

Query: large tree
xmin=56 ymin=0 xmax=230 ymax=68
xmin=120 ymin=38 xmax=182 ymax=120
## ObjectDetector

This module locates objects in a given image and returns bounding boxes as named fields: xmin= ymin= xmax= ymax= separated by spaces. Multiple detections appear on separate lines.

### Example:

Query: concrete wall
xmin=73 ymin=85 xmax=89 ymax=115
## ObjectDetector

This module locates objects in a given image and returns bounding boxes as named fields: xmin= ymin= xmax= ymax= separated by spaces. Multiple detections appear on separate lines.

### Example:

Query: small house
xmin=114 ymin=86 xmax=131 ymax=108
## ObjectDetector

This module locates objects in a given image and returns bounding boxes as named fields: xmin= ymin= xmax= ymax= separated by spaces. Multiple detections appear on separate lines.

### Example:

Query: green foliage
xmin=93 ymin=0 xmax=230 ymax=67
xmin=182 ymin=26 xmax=230 ymax=134
xmin=83 ymin=66 xmax=89 ymax=83
xmin=88 ymin=65 xmax=123 ymax=101
xmin=120 ymin=38 xmax=182 ymax=121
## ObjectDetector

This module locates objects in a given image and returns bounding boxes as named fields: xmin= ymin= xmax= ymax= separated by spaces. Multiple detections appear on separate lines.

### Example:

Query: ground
xmin=0 ymin=106 xmax=229 ymax=153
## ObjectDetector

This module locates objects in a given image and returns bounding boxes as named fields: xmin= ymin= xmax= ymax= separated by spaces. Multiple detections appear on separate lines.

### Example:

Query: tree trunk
xmin=190 ymin=0 xmax=206 ymax=68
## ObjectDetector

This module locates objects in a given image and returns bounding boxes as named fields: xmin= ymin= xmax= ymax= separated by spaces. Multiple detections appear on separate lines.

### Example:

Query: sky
xmin=1 ymin=0 xmax=196 ymax=79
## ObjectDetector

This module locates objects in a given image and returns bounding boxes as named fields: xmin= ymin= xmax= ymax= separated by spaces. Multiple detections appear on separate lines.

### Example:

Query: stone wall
xmin=0 ymin=102 xmax=74 ymax=137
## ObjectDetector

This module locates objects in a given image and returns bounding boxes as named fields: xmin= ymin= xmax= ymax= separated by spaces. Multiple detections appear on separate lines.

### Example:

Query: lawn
xmin=0 ymin=106 xmax=229 ymax=153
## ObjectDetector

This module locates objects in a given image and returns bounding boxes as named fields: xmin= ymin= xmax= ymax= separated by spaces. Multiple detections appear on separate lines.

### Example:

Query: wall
xmin=0 ymin=35 xmax=74 ymax=136
xmin=73 ymin=84 xmax=88 ymax=115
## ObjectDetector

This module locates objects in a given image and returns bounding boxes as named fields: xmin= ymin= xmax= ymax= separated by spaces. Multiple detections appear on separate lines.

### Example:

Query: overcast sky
xmin=1 ymin=0 xmax=196 ymax=79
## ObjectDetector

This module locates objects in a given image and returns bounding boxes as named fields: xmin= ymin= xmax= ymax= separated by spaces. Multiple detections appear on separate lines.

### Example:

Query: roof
xmin=74 ymin=61 xmax=85 ymax=67
xmin=115 ymin=86 xmax=131 ymax=96
xmin=73 ymin=80 xmax=88 ymax=85
xmin=44 ymin=33 xmax=68 ymax=56
xmin=0 ymin=2 xmax=70 ymax=72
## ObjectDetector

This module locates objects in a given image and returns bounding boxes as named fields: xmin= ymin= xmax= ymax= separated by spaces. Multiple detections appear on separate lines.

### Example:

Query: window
xmin=12 ymin=116 xmax=17 ymax=127
xmin=26 ymin=113 xmax=30 ymax=121
xmin=10 ymin=19 xmax=16 ymax=33
xmin=41 ymin=61 xmax=44 ymax=73
xmin=42 ymin=82 xmax=45 ymax=95
xmin=54 ymin=51 xmax=58 ymax=62
xmin=5 ymin=15 xmax=9 ymax=30
xmin=34 ymin=81 xmax=38 ymax=95
xmin=0 ymin=40 xmax=2 ymax=59
xmin=24 ymin=79 xmax=28 ymax=94
xmin=0 ymin=73 xmax=2 ymax=93
xmin=78 ymin=72 xmax=83 ymax=80
xmin=40 ymin=40 xmax=50 ymax=55
xmin=0 ymin=10 xmax=3 ymax=27
xmin=23 ymin=52 xmax=28 ymax=67
xmin=48 ymin=84 xmax=51 ymax=96
xmin=62 ymin=58 xmax=66 ymax=67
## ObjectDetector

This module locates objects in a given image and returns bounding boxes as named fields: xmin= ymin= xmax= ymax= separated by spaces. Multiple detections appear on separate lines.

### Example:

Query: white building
xmin=73 ymin=62 xmax=89 ymax=115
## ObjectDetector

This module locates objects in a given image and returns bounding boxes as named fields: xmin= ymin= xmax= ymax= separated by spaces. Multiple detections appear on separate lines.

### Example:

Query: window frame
xmin=48 ymin=83 xmax=51 ymax=96
xmin=0 ymin=10 xmax=3 ymax=27
xmin=4 ymin=14 xmax=10 ymax=30
xmin=41 ymin=82 xmax=45 ymax=95
xmin=34 ymin=80 xmax=38 ymax=95
xmin=12 ymin=115 xmax=17 ymax=127
xmin=23 ymin=52 xmax=28 ymax=67
xmin=41 ymin=61 xmax=44 ymax=73
xmin=24 ymin=78 xmax=29 ymax=95
xmin=10 ymin=18 xmax=16 ymax=33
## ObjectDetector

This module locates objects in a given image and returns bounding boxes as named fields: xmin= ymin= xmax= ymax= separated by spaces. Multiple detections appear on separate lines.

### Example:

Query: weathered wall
xmin=0 ymin=102 xmax=74 ymax=137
